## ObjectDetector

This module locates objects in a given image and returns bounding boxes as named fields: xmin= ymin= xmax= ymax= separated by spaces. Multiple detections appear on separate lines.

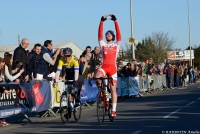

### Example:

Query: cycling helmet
xmin=105 ymin=30 xmax=115 ymax=41
xmin=63 ymin=47 xmax=73 ymax=55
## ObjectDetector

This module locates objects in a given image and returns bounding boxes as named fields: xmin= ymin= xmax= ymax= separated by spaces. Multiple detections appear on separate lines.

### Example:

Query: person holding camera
xmin=0 ymin=57 xmax=24 ymax=91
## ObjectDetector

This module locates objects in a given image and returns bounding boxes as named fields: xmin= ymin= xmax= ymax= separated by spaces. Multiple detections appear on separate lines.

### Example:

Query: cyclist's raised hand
xmin=110 ymin=14 xmax=117 ymax=21
xmin=101 ymin=15 xmax=107 ymax=22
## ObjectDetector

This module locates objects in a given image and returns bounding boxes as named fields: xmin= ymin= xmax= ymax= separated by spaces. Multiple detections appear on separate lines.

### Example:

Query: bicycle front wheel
xmin=97 ymin=90 xmax=105 ymax=125
xmin=73 ymin=98 xmax=82 ymax=121
xmin=60 ymin=92 xmax=69 ymax=124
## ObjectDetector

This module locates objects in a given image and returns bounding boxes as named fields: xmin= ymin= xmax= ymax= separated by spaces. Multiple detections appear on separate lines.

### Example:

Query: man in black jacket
xmin=90 ymin=46 xmax=100 ymax=74
xmin=28 ymin=44 xmax=42 ymax=80
xmin=13 ymin=38 xmax=29 ymax=82
xmin=81 ymin=46 xmax=91 ymax=57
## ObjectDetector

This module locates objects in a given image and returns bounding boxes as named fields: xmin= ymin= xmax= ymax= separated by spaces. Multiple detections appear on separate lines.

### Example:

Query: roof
xmin=0 ymin=41 xmax=83 ymax=58
xmin=0 ymin=41 xmax=83 ymax=52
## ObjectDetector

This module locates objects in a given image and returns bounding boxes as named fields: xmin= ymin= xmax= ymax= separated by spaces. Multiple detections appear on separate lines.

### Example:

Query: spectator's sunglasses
xmin=64 ymin=55 xmax=71 ymax=58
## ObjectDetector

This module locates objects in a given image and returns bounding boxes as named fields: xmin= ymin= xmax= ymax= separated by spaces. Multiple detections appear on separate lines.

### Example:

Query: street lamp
xmin=130 ymin=0 xmax=138 ymax=59
xmin=119 ymin=50 xmax=123 ymax=59
xmin=187 ymin=0 xmax=192 ymax=66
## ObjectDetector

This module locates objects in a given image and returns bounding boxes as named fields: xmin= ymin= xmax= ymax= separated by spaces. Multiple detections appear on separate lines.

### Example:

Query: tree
xmin=193 ymin=45 xmax=200 ymax=69
xmin=135 ymin=31 xmax=175 ymax=64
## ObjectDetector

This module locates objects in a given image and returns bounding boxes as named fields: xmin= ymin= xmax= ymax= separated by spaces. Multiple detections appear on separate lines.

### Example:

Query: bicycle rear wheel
xmin=73 ymin=98 xmax=82 ymax=121
xmin=97 ymin=89 xmax=105 ymax=125
xmin=60 ymin=92 xmax=69 ymax=124
xmin=108 ymin=98 xmax=114 ymax=122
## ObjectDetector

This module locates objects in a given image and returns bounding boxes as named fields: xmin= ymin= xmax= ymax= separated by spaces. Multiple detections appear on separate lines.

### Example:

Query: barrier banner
xmin=129 ymin=77 xmax=139 ymax=96
xmin=0 ymin=82 xmax=28 ymax=118
xmin=120 ymin=77 xmax=129 ymax=96
xmin=81 ymin=80 xmax=98 ymax=104
xmin=53 ymin=82 xmax=65 ymax=107
xmin=19 ymin=81 xmax=51 ymax=112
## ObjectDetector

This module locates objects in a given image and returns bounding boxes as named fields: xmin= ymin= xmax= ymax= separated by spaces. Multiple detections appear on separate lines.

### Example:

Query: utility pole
xmin=18 ymin=33 xmax=20 ymax=44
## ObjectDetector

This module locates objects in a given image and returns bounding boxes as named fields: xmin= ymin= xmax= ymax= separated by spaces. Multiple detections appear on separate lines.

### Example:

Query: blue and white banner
xmin=0 ymin=82 xmax=29 ymax=118
xmin=129 ymin=77 xmax=139 ymax=96
xmin=81 ymin=80 xmax=98 ymax=104
xmin=19 ymin=81 xmax=51 ymax=112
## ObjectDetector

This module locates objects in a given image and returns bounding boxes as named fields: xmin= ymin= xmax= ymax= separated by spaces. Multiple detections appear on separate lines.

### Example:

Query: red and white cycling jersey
xmin=97 ymin=20 xmax=121 ymax=82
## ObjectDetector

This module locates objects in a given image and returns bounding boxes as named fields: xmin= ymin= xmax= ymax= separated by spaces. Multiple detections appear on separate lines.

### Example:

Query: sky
xmin=0 ymin=0 xmax=200 ymax=51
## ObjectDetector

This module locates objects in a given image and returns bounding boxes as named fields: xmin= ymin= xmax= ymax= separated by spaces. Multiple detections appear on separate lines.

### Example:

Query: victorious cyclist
xmin=96 ymin=14 xmax=121 ymax=117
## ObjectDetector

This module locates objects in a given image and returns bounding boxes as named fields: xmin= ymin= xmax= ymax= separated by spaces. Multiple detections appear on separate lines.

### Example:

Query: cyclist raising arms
xmin=96 ymin=14 xmax=121 ymax=117
xmin=55 ymin=48 xmax=84 ymax=102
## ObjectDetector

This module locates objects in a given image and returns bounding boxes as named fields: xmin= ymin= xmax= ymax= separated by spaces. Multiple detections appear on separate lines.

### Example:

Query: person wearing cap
xmin=95 ymin=14 xmax=121 ymax=117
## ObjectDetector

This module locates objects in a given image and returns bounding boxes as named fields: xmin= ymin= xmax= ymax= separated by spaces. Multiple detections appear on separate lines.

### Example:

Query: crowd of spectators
xmin=0 ymin=40 xmax=104 ymax=126
xmin=117 ymin=58 xmax=199 ymax=90
xmin=0 ymin=38 xmax=199 ymax=126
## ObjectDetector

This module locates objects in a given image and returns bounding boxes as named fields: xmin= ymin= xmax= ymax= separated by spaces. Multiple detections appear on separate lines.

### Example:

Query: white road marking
xmin=163 ymin=98 xmax=199 ymax=118
xmin=163 ymin=109 xmax=181 ymax=118
xmin=185 ymin=101 xmax=196 ymax=106
xmin=132 ymin=130 xmax=142 ymax=134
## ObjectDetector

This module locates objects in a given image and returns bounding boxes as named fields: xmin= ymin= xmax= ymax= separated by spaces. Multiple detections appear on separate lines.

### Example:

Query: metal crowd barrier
xmin=138 ymin=74 xmax=167 ymax=92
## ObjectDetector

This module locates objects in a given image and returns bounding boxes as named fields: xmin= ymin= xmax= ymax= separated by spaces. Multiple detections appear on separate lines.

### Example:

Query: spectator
xmin=157 ymin=64 xmax=163 ymax=75
xmin=144 ymin=59 xmax=149 ymax=75
xmin=12 ymin=38 xmax=29 ymax=82
xmin=79 ymin=55 xmax=85 ymax=75
xmin=90 ymin=46 xmax=100 ymax=75
xmin=151 ymin=64 xmax=158 ymax=75
xmin=147 ymin=58 xmax=153 ymax=75
xmin=138 ymin=62 xmax=147 ymax=91
xmin=166 ymin=63 xmax=173 ymax=89
xmin=117 ymin=59 xmax=123 ymax=68
xmin=117 ymin=65 xmax=123 ymax=77
xmin=51 ymin=48 xmax=64 ymax=73
xmin=4 ymin=52 xmax=17 ymax=75
xmin=171 ymin=64 xmax=175 ymax=88
xmin=28 ymin=44 xmax=42 ymax=80
xmin=176 ymin=65 xmax=182 ymax=87
xmin=82 ymin=52 xmax=92 ymax=79
xmin=131 ymin=58 xmax=137 ymax=77
xmin=182 ymin=66 xmax=187 ymax=87
xmin=193 ymin=67 xmax=197 ymax=83
xmin=35 ymin=40 xmax=60 ymax=80
xmin=126 ymin=63 xmax=133 ymax=76
xmin=4 ymin=53 xmax=20 ymax=81
xmin=122 ymin=65 xmax=129 ymax=76
xmin=0 ymin=57 xmax=24 ymax=83
xmin=81 ymin=46 xmax=91 ymax=57
xmin=91 ymin=46 xmax=100 ymax=59
xmin=188 ymin=66 xmax=193 ymax=84
xmin=164 ymin=59 xmax=171 ymax=69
